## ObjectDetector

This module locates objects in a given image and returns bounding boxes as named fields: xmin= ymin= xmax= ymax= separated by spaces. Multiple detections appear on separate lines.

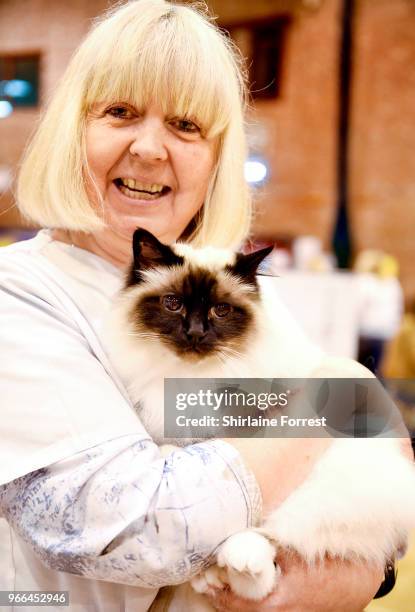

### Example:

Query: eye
xmin=212 ymin=303 xmax=233 ymax=318
xmin=105 ymin=105 xmax=135 ymax=120
xmin=162 ymin=294 xmax=183 ymax=312
xmin=169 ymin=118 xmax=201 ymax=134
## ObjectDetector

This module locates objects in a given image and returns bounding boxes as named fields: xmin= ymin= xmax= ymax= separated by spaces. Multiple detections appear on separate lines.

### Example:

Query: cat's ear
xmin=127 ymin=229 xmax=183 ymax=285
xmin=230 ymin=246 xmax=274 ymax=285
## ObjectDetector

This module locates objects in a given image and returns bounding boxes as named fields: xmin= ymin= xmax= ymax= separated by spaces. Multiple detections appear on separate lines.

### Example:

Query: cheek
xmin=85 ymin=125 xmax=120 ymax=188
xmin=85 ymin=127 xmax=104 ymax=181
xmin=179 ymin=143 xmax=216 ymax=199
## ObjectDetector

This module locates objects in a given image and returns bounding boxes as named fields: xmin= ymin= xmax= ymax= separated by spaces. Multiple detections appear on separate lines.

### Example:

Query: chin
xmin=105 ymin=213 xmax=175 ymax=244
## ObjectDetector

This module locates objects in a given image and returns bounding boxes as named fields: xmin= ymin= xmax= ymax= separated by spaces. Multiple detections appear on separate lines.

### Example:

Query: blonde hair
xmin=17 ymin=0 xmax=251 ymax=248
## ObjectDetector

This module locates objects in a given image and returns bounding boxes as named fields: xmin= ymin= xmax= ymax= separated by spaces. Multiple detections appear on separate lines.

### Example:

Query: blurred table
xmin=270 ymin=271 xmax=363 ymax=358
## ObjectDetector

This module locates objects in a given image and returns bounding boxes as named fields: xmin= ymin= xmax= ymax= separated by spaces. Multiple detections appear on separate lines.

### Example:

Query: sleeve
xmin=0 ymin=253 xmax=146 ymax=483
xmin=0 ymin=254 xmax=262 ymax=587
xmin=0 ymin=437 xmax=261 ymax=588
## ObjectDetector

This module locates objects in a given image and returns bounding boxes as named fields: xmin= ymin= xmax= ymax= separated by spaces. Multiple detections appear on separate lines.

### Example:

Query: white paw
xmin=191 ymin=565 xmax=228 ymax=594
xmin=216 ymin=531 xmax=279 ymax=600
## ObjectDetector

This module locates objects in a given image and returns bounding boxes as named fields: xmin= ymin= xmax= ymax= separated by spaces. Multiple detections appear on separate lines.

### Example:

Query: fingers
xmin=205 ymin=585 xmax=278 ymax=612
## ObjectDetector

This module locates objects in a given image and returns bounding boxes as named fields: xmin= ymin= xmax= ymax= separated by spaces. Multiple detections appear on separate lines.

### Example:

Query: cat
xmin=104 ymin=229 xmax=415 ymax=607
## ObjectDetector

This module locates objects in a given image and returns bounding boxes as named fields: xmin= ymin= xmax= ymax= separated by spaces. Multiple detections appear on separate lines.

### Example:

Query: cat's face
xmin=123 ymin=230 xmax=272 ymax=360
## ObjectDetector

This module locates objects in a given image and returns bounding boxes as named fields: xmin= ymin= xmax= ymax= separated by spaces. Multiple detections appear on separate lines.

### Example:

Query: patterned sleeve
xmin=0 ymin=435 xmax=262 ymax=589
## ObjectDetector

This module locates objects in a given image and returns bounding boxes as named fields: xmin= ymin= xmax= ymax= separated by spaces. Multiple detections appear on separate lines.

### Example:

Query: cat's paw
xmin=191 ymin=565 xmax=228 ymax=594
xmin=216 ymin=531 xmax=279 ymax=600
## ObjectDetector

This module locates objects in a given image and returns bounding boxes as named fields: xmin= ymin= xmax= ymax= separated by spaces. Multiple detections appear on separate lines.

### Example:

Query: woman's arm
xmin=206 ymin=553 xmax=384 ymax=611
xmin=226 ymin=438 xmax=332 ymax=513
xmin=0 ymin=436 xmax=261 ymax=588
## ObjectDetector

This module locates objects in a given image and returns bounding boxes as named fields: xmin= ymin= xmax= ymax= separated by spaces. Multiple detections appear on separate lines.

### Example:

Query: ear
xmin=126 ymin=229 xmax=184 ymax=286
xmin=231 ymin=245 xmax=274 ymax=285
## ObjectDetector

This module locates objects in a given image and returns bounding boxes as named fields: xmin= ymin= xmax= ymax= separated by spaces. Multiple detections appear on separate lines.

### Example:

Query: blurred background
xmin=0 ymin=1 xmax=414 ymax=608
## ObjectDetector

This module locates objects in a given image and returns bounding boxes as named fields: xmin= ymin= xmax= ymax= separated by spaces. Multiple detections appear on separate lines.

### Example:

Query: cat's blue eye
xmin=212 ymin=303 xmax=232 ymax=318
xmin=162 ymin=295 xmax=183 ymax=312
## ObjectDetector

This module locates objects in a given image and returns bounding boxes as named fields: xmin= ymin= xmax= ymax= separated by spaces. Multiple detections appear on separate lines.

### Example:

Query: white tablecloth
xmin=270 ymin=271 xmax=363 ymax=358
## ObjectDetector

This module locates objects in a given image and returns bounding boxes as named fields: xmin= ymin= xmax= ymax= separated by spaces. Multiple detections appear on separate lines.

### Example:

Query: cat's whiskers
xmin=126 ymin=331 xmax=158 ymax=341
xmin=214 ymin=348 xmax=239 ymax=371
xmin=214 ymin=351 xmax=228 ymax=368
xmin=218 ymin=345 xmax=242 ymax=361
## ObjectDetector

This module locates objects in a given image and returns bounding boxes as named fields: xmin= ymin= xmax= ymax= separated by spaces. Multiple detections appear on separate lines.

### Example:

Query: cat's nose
xmin=186 ymin=319 xmax=207 ymax=341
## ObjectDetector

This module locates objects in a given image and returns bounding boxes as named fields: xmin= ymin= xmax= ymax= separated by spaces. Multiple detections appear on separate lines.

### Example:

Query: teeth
xmin=119 ymin=186 xmax=161 ymax=200
xmin=117 ymin=183 xmax=165 ymax=200
xmin=120 ymin=178 xmax=164 ymax=193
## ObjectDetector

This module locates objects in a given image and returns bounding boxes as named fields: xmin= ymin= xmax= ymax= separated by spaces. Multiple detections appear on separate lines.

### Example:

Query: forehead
xmin=83 ymin=13 xmax=232 ymax=138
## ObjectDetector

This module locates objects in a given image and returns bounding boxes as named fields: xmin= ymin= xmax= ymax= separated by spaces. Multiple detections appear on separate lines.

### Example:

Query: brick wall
xmin=349 ymin=0 xmax=415 ymax=301
xmin=232 ymin=0 xmax=341 ymax=246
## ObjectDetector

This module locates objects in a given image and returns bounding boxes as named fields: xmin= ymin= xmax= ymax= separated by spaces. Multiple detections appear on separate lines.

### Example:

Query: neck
xmin=51 ymin=229 xmax=131 ymax=269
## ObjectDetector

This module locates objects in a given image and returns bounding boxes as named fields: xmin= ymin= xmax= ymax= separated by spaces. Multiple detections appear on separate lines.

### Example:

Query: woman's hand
xmin=205 ymin=552 xmax=384 ymax=612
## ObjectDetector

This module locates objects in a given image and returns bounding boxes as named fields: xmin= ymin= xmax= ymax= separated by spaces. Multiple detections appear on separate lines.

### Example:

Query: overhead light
xmin=0 ymin=100 xmax=13 ymax=118
xmin=244 ymin=158 xmax=268 ymax=184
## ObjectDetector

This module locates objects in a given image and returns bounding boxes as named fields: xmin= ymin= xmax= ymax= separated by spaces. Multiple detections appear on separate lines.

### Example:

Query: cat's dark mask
xmin=125 ymin=229 xmax=273 ymax=358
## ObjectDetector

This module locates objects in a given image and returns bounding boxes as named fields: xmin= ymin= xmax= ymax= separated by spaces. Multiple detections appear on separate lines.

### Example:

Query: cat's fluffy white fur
xmin=104 ymin=243 xmax=415 ymax=606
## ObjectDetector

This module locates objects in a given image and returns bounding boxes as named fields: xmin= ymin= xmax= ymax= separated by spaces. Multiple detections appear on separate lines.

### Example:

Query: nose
xmin=129 ymin=118 xmax=168 ymax=163
xmin=186 ymin=316 xmax=207 ymax=342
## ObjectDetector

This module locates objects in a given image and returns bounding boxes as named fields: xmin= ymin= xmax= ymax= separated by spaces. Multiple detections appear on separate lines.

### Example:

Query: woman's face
xmin=85 ymin=102 xmax=217 ymax=245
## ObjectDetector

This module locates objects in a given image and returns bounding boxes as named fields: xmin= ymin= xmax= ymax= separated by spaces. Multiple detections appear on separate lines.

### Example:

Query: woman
xmin=0 ymin=1 xmax=385 ymax=610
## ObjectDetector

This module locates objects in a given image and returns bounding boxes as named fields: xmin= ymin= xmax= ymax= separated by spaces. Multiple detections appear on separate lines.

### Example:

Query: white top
xmin=0 ymin=231 xmax=261 ymax=612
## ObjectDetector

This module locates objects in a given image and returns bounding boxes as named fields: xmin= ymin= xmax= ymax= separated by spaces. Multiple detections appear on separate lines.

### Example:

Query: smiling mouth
xmin=114 ymin=178 xmax=171 ymax=201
